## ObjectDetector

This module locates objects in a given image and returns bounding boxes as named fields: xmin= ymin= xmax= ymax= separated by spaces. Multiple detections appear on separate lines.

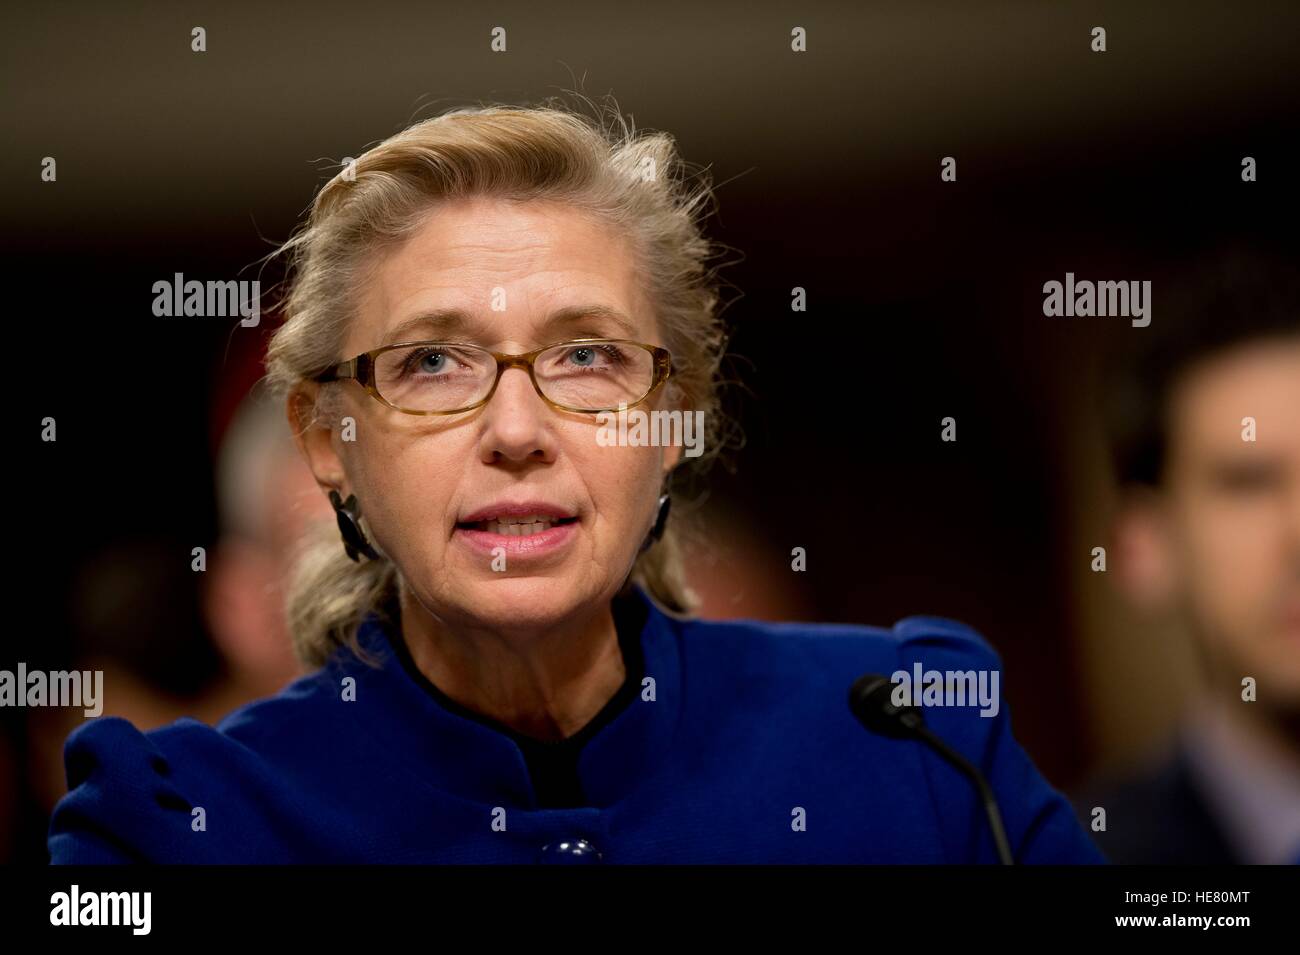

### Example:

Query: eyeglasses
xmin=313 ymin=338 xmax=673 ymax=416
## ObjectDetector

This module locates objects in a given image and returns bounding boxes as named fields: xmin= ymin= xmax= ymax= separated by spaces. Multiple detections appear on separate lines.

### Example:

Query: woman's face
xmin=299 ymin=196 xmax=681 ymax=633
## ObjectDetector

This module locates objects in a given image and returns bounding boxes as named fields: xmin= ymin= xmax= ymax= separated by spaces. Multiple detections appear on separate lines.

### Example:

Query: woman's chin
xmin=446 ymin=575 xmax=600 ymax=631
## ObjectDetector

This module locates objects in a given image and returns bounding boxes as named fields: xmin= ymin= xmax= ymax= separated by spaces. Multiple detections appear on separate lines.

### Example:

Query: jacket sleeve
xmin=893 ymin=617 xmax=1109 ymax=864
xmin=47 ymin=716 xmax=194 ymax=864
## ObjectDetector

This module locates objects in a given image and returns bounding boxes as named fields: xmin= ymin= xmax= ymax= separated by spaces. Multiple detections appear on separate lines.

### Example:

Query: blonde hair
xmin=262 ymin=97 xmax=734 ymax=667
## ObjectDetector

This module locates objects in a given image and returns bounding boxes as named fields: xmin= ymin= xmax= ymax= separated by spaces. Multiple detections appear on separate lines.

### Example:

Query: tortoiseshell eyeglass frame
xmin=312 ymin=338 xmax=673 ymax=416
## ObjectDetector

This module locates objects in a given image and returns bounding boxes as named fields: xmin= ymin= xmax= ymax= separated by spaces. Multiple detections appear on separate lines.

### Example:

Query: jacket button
xmin=538 ymin=838 xmax=603 ymax=864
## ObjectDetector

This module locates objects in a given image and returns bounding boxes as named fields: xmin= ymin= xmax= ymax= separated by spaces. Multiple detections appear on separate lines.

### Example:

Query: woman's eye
xmin=399 ymin=348 xmax=459 ymax=377
xmin=559 ymin=344 xmax=625 ymax=370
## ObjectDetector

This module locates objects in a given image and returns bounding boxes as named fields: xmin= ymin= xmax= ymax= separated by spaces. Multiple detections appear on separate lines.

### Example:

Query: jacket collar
xmin=327 ymin=585 xmax=683 ymax=809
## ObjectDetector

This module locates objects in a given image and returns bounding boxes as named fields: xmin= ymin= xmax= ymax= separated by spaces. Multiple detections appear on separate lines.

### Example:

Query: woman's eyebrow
xmin=383 ymin=309 xmax=478 ymax=344
xmin=383 ymin=304 xmax=638 ymax=345
xmin=539 ymin=304 xmax=639 ymax=339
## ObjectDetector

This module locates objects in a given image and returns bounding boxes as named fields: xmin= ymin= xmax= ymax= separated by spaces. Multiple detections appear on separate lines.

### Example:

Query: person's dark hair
xmin=1103 ymin=248 xmax=1300 ymax=488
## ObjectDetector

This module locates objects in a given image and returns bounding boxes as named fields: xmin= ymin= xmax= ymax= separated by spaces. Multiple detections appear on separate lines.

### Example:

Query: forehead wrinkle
xmin=381 ymin=303 xmax=640 ymax=350
xmin=355 ymin=202 xmax=649 ymax=352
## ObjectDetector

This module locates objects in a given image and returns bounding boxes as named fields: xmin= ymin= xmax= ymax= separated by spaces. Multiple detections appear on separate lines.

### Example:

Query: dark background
xmin=3 ymin=0 xmax=1297 ymax=862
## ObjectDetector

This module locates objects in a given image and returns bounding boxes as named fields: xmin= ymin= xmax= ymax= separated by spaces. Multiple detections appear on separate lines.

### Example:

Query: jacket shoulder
xmin=48 ymin=669 xmax=340 ymax=863
xmin=886 ymin=615 xmax=1003 ymax=669
xmin=672 ymin=611 xmax=1102 ymax=862
xmin=48 ymin=715 xmax=207 ymax=863
xmin=667 ymin=612 xmax=1003 ymax=731
xmin=674 ymin=611 xmax=1000 ymax=674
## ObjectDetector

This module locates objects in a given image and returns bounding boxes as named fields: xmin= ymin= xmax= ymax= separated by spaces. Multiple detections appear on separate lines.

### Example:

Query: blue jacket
xmin=47 ymin=587 xmax=1106 ymax=864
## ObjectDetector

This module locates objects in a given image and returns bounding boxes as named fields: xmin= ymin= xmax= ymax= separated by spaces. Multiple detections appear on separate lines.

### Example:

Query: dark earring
xmin=639 ymin=494 xmax=671 ymax=553
xmin=329 ymin=489 xmax=380 ymax=562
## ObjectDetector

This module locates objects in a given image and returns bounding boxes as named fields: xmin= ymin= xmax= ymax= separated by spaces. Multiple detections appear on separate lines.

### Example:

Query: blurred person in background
xmin=684 ymin=502 xmax=811 ymax=624
xmin=1074 ymin=251 xmax=1300 ymax=864
xmin=28 ymin=384 xmax=331 ymax=844
xmin=203 ymin=380 xmax=335 ymax=700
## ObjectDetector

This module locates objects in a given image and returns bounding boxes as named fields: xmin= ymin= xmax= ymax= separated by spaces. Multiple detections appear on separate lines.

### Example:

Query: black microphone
xmin=848 ymin=673 xmax=1015 ymax=865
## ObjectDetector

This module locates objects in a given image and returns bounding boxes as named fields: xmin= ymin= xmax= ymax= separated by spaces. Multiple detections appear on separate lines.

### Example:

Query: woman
xmin=48 ymin=103 xmax=1104 ymax=864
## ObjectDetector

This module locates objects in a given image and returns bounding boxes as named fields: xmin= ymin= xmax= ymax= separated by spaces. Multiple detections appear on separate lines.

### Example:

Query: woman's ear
xmin=657 ymin=380 xmax=687 ymax=476
xmin=661 ymin=441 xmax=683 ymax=476
xmin=287 ymin=385 xmax=346 ymax=493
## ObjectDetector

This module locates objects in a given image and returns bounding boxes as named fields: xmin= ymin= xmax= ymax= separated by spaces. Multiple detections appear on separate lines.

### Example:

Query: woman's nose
xmin=477 ymin=366 xmax=556 ymax=464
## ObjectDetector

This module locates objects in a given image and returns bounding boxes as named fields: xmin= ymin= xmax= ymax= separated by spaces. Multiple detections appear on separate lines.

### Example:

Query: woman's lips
xmin=453 ymin=519 xmax=578 ymax=559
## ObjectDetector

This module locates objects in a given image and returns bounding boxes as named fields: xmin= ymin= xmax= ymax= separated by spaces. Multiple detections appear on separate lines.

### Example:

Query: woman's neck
xmin=396 ymin=589 xmax=628 ymax=743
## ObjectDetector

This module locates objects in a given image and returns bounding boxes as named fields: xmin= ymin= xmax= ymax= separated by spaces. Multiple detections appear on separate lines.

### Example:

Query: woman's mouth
xmin=453 ymin=506 xmax=581 ymax=560
xmin=459 ymin=514 xmax=579 ymax=537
